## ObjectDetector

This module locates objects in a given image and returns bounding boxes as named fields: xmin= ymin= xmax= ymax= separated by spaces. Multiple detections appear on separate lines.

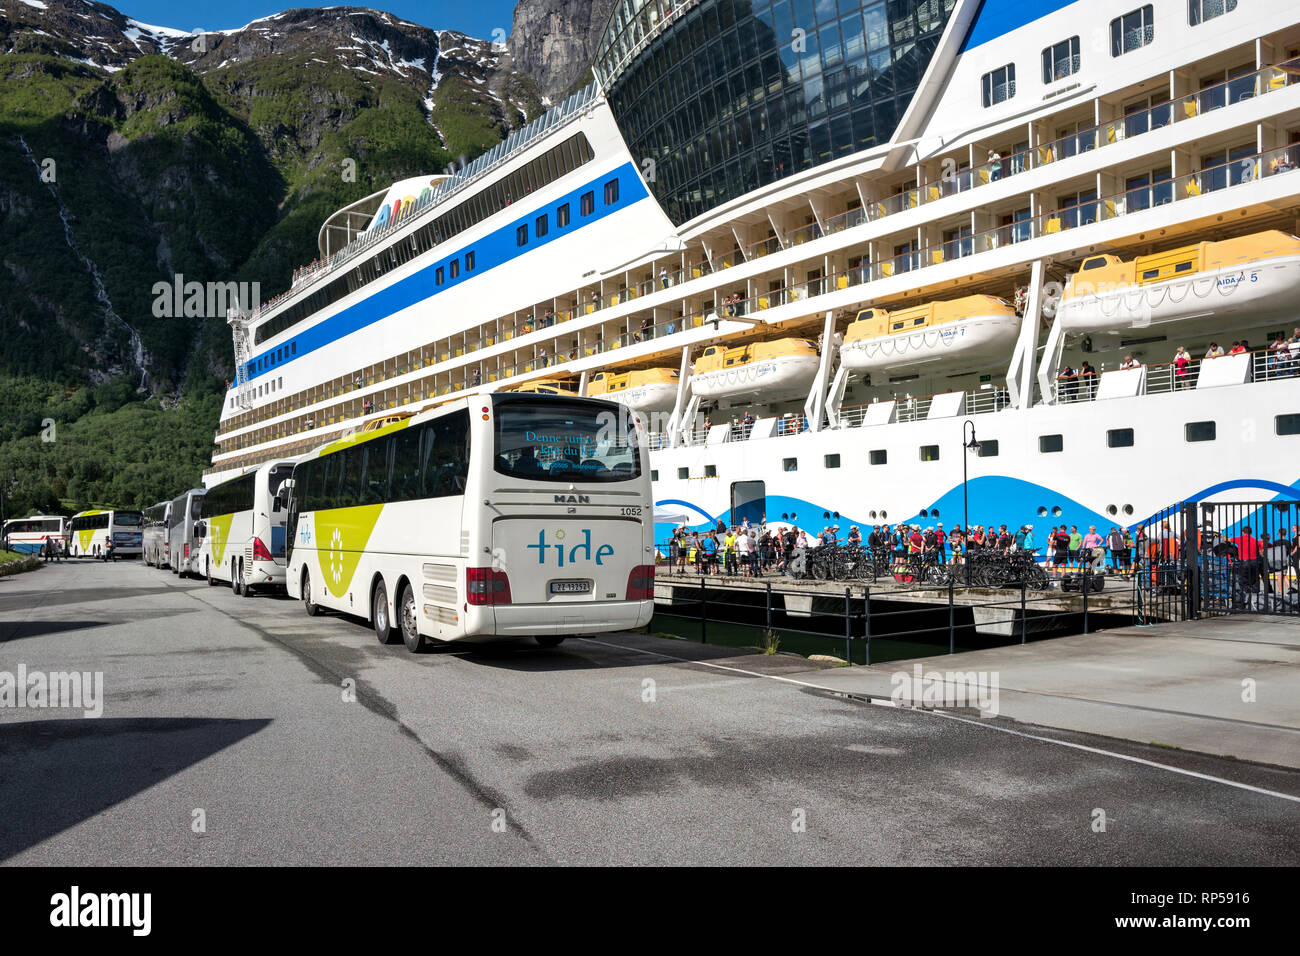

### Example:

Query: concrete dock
xmin=806 ymin=614 xmax=1300 ymax=769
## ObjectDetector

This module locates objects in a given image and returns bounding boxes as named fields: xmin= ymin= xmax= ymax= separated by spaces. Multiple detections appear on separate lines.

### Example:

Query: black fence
xmin=651 ymin=574 xmax=1142 ymax=666
xmin=1137 ymin=500 xmax=1299 ymax=620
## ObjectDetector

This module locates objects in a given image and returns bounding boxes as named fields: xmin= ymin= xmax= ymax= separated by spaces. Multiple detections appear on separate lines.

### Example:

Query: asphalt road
xmin=1 ymin=559 xmax=1297 ymax=865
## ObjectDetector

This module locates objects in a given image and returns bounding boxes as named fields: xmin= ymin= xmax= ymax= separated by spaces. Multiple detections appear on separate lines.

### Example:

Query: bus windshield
xmin=493 ymin=398 xmax=641 ymax=482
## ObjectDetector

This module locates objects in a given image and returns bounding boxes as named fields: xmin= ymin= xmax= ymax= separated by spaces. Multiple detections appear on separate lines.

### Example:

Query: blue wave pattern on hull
xmin=654 ymin=475 xmax=1300 ymax=538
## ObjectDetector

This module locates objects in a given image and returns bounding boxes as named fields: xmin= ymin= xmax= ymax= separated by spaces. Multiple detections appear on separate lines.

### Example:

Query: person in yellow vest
xmin=723 ymin=529 xmax=738 ymax=575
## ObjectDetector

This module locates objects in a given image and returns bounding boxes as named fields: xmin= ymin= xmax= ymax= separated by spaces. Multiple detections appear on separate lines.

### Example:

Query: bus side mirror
xmin=195 ymin=521 xmax=206 ymax=539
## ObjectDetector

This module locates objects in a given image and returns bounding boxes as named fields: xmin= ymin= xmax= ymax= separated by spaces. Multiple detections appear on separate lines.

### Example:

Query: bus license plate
xmin=550 ymin=580 xmax=592 ymax=594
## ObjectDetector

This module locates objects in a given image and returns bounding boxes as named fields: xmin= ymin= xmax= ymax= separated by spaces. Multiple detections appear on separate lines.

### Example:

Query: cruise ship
xmin=208 ymin=0 xmax=1300 ymax=543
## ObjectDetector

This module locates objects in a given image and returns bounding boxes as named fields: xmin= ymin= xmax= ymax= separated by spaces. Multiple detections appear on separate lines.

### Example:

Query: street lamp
xmin=962 ymin=420 xmax=980 ymax=583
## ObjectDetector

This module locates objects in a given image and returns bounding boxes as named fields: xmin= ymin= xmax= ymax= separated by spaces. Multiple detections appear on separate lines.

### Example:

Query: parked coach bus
xmin=68 ymin=509 xmax=143 ymax=558
xmin=167 ymin=489 xmax=206 ymax=576
xmin=2 ymin=515 xmax=67 ymax=555
xmin=143 ymin=501 xmax=171 ymax=567
xmin=195 ymin=459 xmax=296 ymax=595
xmin=285 ymin=394 xmax=655 ymax=651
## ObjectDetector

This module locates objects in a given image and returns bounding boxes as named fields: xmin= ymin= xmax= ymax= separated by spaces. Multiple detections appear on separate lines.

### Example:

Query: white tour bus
xmin=143 ymin=500 xmax=171 ymax=567
xmin=166 ymin=489 xmax=206 ymax=576
xmin=285 ymin=394 xmax=655 ymax=650
xmin=195 ymin=459 xmax=297 ymax=595
xmin=2 ymin=515 xmax=68 ymax=555
xmin=68 ymin=509 xmax=144 ymax=558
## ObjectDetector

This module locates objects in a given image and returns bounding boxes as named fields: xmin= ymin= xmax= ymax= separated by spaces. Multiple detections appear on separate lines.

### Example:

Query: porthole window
xmin=651 ymin=470 xmax=659 ymax=482
xmin=1185 ymin=421 xmax=1216 ymax=442
xmin=1052 ymin=506 xmax=1063 ymax=517
xmin=919 ymin=445 xmax=940 ymax=461
xmin=1123 ymin=504 xmax=1135 ymax=515
xmin=1037 ymin=506 xmax=1048 ymax=517
xmin=977 ymin=439 xmax=999 ymax=457
xmin=1277 ymin=413 xmax=1300 ymax=435
xmin=1107 ymin=504 xmax=1118 ymax=515
xmin=869 ymin=449 xmax=887 ymax=465
xmin=1107 ymin=428 xmax=1135 ymax=448
xmin=704 ymin=464 xmax=717 ymax=477
xmin=677 ymin=467 xmax=689 ymax=479
xmin=824 ymin=454 xmax=841 ymax=468
xmin=1040 ymin=434 xmax=1064 ymax=453
xmin=783 ymin=458 xmax=798 ymax=472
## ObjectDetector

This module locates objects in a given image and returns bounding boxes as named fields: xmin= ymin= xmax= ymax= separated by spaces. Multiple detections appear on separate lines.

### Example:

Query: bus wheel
xmin=231 ymin=560 xmax=239 ymax=594
xmin=302 ymin=570 xmax=321 ymax=617
xmin=239 ymin=561 xmax=254 ymax=598
xmin=535 ymin=635 xmax=566 ymax=648
xmin=398 ymin=582 xmax=427 ymax=653
xmin=372 ymin=580 xmax=399 ymax=645
xmin=206 ymin=560 xmax=215 ymax=587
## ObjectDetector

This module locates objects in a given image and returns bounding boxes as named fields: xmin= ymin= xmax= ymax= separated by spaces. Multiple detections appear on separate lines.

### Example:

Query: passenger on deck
xmin=1079 ymin=361 xmax=1098 ymax=399
xmin=1057 ymin=363 xmax=1078 ymax=401
xmin=1173 ymin=347 xmax=1192 ymax=388
xmin=1204 ymin=342 xmax=1224 ymax=359
xmin=1120 ymin=354 xmax=1141 ymax=370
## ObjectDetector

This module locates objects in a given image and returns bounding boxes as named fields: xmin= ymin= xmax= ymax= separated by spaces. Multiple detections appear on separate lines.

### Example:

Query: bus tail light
xmin=184 ymin=543 xmax=190 ymax=559
xmin=466 ymin=567 xmax=512 ymax=605
xmin=626 ymin=565 xmax=655 ymax=601
xmin=252 ymin=537 xmax=273 ymax=562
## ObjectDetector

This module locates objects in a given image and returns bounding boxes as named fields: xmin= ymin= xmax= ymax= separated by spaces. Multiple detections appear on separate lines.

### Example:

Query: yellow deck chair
xmin=1183 ymin=99 xmax=1199 ymax=119
xmin=836 ymin=274 xmax=849 ymax=289
xmin=1185 ymin=178 xmax=1201 ymax=197
xmin=1044 ymin=217 xmax=1062 ymax=234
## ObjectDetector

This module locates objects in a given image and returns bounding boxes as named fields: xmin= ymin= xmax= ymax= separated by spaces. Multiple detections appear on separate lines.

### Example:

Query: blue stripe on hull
xmin=243 ymin=162 xmax=649 ymax=382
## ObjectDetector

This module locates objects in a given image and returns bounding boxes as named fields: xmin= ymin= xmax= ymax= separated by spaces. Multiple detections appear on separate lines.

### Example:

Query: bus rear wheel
xmin=535 ymin=635 xmax=566 ymax=648
xmin=302 ymin=570 xmax=321 ymax=617
xmin=206 ymin=560 xmax=215 ymax=586
xmin=373 ymin=580 xmax=399 ymax=645
xmin=398 ymin=582 xmax=428 ymax=653
xmin=238 ymin=561 xmax=253 ymax=598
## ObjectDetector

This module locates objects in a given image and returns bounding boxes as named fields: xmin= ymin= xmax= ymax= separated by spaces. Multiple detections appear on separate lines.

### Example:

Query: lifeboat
xmin=690 ymin=338 xmax=821 ymax=401
xmin=502 ymin=378 xmax=578 ymax=396
xmin=839 ymin=294 xmax=1020 ymax=373
xmin=360 ymin=411 xmax=415 ymax=432
xmin=1056 ymin=230 xmax=1300 ymax=332
xmin=588 ymin=367 xmax=680 ymax=412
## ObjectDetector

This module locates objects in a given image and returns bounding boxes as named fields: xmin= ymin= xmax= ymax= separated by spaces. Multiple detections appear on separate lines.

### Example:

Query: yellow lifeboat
xmin=839 ymin=295 xmax=1020 ymax=373
xmin=360 ymin=411 xmax=415 ymax=432
xmin=690 ymin=338 xmax=820 ymax=400
xmin=588 ymin=367 xmax=680 ymax=412
xmin=501 ymin=378 xmax=578 ymax=396
xmin=1057 ymin=230 xmax=1300 ymax=331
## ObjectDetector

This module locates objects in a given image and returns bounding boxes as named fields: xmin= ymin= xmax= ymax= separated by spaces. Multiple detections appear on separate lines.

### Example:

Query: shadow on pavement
xmin=0 ymin=717 xmax=270 ymax=860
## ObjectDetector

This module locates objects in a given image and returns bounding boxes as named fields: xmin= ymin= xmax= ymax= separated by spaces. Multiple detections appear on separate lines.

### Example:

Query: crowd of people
xmin=662 ymin=518 xmax=1151 ymax=577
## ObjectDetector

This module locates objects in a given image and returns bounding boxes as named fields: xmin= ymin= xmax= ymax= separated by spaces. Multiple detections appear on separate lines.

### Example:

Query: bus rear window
xmin=493 ymin=398 xmax=641 ymax=482
xmin=115 ymin=511 xmax=143 ymax=527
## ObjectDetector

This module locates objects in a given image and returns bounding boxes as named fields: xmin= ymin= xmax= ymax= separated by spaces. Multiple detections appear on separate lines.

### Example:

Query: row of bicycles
xmin=794 ymin=545 xmax=1053 ymax=590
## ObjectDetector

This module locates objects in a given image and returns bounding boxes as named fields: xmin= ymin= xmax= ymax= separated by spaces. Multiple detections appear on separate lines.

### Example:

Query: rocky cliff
xmin=508 ymin=0 xmax=616 ymax=102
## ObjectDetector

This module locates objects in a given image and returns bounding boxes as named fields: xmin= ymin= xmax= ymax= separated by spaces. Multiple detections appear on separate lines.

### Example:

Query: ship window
xmin=436 ymin=267 xmax=444 ymax=285
xmin=1185 ymin=420 xmax=1216 ymax=442
xmin=291 ymin=342 xmax=296 ymax=354
xmin=1107 ymin=428 xmax=1135 ymax=447
xmin=1189 ymin=0 xmax=1237 ymax=26
xmin=1275 ymin=414 xmax=1300 ymax=435
xmin=1042 ymin=36 xmax=1080 ymax=84
xmin=704 ymin=464 xmax=717 ymax=477
xmin=919 ymin=445 xmax=940 ymax=462
xmin=465 ymin=251 xmax=475 ymax=271
xmin=677 ymin=467 xmax=689 ymax=479
xmin=516 ymin=224 xmax=528 ymax=247
xmin=1142 ymin=269 xmax=1159 ymax=279
xmin=449 ymin=259 xmax=459 ymax=279
xmin=536 ymin=214 xmax=548 ymax=238
xmin=892 ymin=322 xmax=905 ymax=331
xmin=1082 ymin=257 xmax=1107 ymax=270
xmin=981 ymin=64 xmax=1016 ymax=107
xmin=869 ymin=449 xmax=887 ymax=465
xmin=1174 ymin=261 xmax=1192 ymax=272
xmin=581 ymin=191 xmax=595 ymax=216
xmin=824 ymin=454 xmax=841 ymax=468
xmin=977 ymin=440 xmax=999 ymax=457
xmin=912 ymin=318 xmax=924 ymax=326
xmin=1039 ymin=434 xmax=1064 ymax=453
xmin=604 ymin=178 xmax=619 ymax=205
xmin=557 ymin=203 xmax=571 ymax=227
xmin=1111 ymin=5 xmax=1154 ymax=57
xmin=783 ymin=458 xmax=798 ymax=472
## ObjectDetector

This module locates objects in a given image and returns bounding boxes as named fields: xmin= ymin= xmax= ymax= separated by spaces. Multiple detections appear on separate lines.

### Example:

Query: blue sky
xmin=124 ymin=1 xmax=522 ymax=41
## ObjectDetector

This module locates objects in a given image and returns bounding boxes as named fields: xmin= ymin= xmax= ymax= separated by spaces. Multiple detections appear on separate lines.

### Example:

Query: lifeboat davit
xmin=690 ymin=338 xmax=821 ymax=401
xmin=588 ymin=367 xmax=680 ymax=412
xmin=839 ymin=294 xmax=1020 ymax=373
xmin=1056 ymin=230 xmax=1300 ymax=332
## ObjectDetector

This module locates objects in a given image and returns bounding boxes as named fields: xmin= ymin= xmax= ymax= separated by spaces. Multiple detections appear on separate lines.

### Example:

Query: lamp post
xmin=962 ymin=420 xmax=980 ymax=584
